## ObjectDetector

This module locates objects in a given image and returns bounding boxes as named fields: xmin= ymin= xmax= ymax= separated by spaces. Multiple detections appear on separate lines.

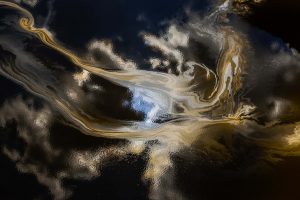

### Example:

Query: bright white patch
xmin=165 ymin=25 xmax=189 ymax=47
xmin=129 ymin=87 xmax=172 ymax=125
xmin=66 ymin=89 xmax=78 ymax=101
xmin=267 ymin=97 xmax=289 ymax=119
xmin=89 ymin=40 xmax=137 ymax=70
xmin=149 ymin=58 xmax=161 ymax=69
xmin=89 ymin=84 xmax=104 ymax=91
xmin=129 ymin=140 xmax=146 ymax=154
xmin=162 ymin=60 xmax=170 ymax=67
xmin=73 ymin=70 xmax=90 ymax=87
xmin=34 ymin=112 xmax=50 ymax=128
xmin=23 ymin=0 xmax=38 ymax=7
xmin=143 ymin=34 xmax=184 ymax=73
xmin=142 ymin=25 xmax=189 ymax=73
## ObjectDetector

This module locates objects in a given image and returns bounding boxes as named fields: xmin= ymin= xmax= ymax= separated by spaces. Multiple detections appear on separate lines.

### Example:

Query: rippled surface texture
xmin=1 ymin=0 xmax=300 ymax=199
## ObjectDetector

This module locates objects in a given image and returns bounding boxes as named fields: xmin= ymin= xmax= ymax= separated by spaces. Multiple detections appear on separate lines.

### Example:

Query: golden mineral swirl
xmin=0 ymin=0 xmax=248 ymax=142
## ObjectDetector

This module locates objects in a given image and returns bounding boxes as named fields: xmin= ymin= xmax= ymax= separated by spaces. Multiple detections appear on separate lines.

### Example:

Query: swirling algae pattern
xmin=1 ymin=0 xmax=300 ymax=198
xmin=0 ymin=0 xmax=246 ymax=138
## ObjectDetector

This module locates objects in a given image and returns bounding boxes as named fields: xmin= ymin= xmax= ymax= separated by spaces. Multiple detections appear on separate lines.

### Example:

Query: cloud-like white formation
xmin=0 ymin=97 xmax=139 ymax=199
xmin=88 ymin=40 xmax=137 ymax=70
xmin=149 ymin=58 xmax=161 ymax=69
xmin=73 ymin=70 xmax=90 ymax=87
xmin=142 ymin=25 xmax=188 ymax=73
xmin=165 ymin=25 xmax=189 ymax=48
xmin=0 ymin=97 xmax=67 ymax=199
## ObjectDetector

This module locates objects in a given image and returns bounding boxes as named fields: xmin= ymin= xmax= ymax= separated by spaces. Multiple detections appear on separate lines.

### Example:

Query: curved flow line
xmin=0 ymin=1 xmax=247 ymax=141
